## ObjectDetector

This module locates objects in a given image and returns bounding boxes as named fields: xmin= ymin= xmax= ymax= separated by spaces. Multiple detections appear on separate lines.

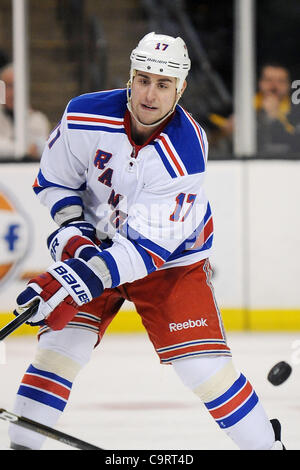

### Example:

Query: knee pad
xmin=173 ymin=355 xmax=239 ymax=402
xmin=32 ymin=349 xmax=81 ymax=382
xmin=33 ymin=328 xmax=98 ymax=381
xmin=192 ymin=358 xmax=239 ymax=403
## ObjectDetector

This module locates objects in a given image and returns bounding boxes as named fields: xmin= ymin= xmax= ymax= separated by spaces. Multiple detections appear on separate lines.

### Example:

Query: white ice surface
xmin=0 ymin=331 xmax=299 ymax=450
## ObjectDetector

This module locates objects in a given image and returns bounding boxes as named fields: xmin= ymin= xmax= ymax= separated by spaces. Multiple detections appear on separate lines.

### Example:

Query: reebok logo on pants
xmin=169 ymin=318 xmax=208 ymax=332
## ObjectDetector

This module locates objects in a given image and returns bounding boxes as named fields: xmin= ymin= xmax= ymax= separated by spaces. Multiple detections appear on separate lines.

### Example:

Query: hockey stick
xmin=0 ymin=408 xmax=103 ymax=450
xmin=0 ymin=301 xmax=39 ymax=341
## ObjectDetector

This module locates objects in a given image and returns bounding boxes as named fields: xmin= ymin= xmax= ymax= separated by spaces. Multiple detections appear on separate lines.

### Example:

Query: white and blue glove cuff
xmin=48 ymin=258 xmax=104 ymax=306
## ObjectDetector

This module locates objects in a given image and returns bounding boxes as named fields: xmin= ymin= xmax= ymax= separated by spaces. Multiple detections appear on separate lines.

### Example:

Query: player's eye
xmin=158 ymin=83 xmax=168 ymax=89
xmin=138 ymin=78 xmax=149 ymax=85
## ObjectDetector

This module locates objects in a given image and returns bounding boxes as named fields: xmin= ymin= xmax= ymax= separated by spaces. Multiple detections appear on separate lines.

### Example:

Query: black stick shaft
xmin=0 ymin=302 xmax=39 ymax=341
xmin=0 ymin=409 xmax=103 ymax=450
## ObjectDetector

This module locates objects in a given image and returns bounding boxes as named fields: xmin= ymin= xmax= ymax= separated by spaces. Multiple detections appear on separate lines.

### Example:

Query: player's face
xmin=130 ymin=71 xmax=178 ymax=127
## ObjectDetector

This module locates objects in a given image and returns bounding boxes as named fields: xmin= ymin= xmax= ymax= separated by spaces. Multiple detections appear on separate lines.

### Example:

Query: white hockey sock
xmin=173 ymin=356 xmax=275 ymax=450
xmin=9 ymin=379 xmax=69 ymax=450
xmin=9 ymin=328 xmax=97 ymax=450
xmin=202 ymin=372 xmax=275 ymax=449
xmin=224 ymin=400 xmax=275 ymax=450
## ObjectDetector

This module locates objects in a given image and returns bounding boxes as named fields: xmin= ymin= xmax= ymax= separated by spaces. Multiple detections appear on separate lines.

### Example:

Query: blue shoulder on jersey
xmin=67 ymin=89 xmax=128 ymax=119
xmin=67 ymin=90 xmax=207 ymax=177
xmin=152 ymin=106 xmax=207 ymax=178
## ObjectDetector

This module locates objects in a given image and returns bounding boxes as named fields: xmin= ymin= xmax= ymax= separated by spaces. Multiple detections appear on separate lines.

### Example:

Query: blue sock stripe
xmin=205 ymin=373 xmax=247 ymax=410
xmin=216 ymin=391 xmax=259 ymax=429
xmin=17 ymin=385 xmax=68 ymax=412
xmin=26 ymin=364 xmax=72 ymax=389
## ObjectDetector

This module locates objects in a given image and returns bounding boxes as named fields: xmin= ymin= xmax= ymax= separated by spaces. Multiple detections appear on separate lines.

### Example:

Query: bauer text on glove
xmin=14 ymin=258 xmax=105 ymax=330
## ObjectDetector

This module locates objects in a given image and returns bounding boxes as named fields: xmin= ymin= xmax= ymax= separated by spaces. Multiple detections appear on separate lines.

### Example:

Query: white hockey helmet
xmin=129 ymin=32 xmax=191 ymax=93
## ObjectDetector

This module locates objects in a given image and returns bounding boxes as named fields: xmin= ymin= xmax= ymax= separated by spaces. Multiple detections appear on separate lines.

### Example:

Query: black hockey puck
xmin=267 ymin=361 xmax=292 ymax=386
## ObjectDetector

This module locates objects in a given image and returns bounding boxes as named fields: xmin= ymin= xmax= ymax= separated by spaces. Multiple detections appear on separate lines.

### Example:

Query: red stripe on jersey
xmin=67 ymin=115 xmax=124 ymax=126
xmin=182 ymin=109 xmax=206 ymax=158
xmin=145 ymin=249 xmax=165 ymax=268
xmin=209 ymin=381 xmax=253 ymax=420
xmin=192 ymin=216 xmax=214 ymax=250
xmin=21 ymin=375 xmax=71 ymax=400
xmin=32 ymin=177 xmax=40 ymax=188
xmin=158 ymin=135 xmax=185 ymax=176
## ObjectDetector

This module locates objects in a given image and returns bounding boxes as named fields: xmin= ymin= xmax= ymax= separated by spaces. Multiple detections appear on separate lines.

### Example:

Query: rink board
xmin=0 ymin=160 xmax=300 ymax=335
xmin=1 ymin=307 xmax=300 ymax=337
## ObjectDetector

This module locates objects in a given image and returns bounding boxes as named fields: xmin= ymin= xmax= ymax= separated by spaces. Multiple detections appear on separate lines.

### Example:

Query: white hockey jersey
xmin=33 ymin=89 xmax=214 ymax=288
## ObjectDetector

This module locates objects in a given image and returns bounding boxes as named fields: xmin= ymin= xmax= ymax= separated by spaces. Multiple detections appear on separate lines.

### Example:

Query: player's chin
xmin=139 ymin=105 xmax=160 ymax=119
xmin=140 ymin=113 xmax=165 ymax=127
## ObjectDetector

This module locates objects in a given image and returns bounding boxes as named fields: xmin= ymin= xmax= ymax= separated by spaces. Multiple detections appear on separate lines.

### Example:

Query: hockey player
xmin=10 ymin=32 xmax=285 ymax=450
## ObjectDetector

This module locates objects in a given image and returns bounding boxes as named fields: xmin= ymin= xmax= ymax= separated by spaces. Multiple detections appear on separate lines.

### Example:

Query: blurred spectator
xmin=0 ymin=63 xmax=50 ymax=161
xmin=208 ymin=63 xmax=300 ymax=157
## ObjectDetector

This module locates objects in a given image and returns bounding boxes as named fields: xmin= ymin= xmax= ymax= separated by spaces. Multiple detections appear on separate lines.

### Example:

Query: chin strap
xmin=126 ymin=80 xmax=182 ymax=128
